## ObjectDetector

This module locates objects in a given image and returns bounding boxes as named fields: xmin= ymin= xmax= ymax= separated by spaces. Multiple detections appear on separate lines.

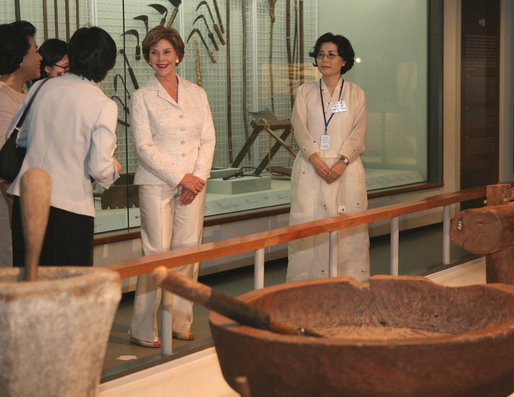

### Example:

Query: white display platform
xmin=93 ymin=168 xmax=425 ymax=233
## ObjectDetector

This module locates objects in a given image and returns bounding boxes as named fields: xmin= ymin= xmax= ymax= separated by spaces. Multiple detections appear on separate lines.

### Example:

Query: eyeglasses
xmin=54 ymin=63 xmax=70 ymax=71
xmin=316 ymin=52 xmax=339 ymax=60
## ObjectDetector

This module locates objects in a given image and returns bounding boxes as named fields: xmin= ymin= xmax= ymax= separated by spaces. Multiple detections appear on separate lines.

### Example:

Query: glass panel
xmin=1 ymin=0 xmax=432 ymax=234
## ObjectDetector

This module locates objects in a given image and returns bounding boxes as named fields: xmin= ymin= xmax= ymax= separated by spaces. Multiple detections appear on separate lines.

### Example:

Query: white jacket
xmin=7 ymin=74 xmax=119 ymax=217
xmin=130 ymin=75 xmax=215 ymax=187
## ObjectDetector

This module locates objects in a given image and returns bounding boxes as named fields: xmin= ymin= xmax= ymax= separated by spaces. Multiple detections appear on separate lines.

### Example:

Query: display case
xmin=1 ymin=0 xmax=438 ymax=234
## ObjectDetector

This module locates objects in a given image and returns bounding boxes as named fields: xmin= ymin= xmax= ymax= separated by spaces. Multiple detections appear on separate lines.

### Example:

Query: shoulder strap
xmin=15 ymin=78 xmax=50 ymax=129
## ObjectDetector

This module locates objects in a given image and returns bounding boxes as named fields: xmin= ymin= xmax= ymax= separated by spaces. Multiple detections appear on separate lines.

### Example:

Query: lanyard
xmin=320 ymin=78 xmax=344 ymax=133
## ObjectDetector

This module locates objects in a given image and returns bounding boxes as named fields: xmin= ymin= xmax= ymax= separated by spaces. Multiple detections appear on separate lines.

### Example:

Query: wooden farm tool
xmin=152 ymin=266 xmax=322 ymax=337
xmin=186 ymin=31 xmax=203 ymax=87
xmin=299 ymin=0 xmax=304 ymax=84
xmin=122 ymin=29 xmax=141 ymax=61
xmin=54 ymin=0 xmax=59 ymax=38
xmin=268 ymin=0 xmax=277 ymax=113
xmin=43 ymin=0 xmax=49 ymax=40
xmin=451 ymin=183 xmax=514 ymax=285
xmin=241 ymin=0 xmax=250 ymax=156
xmin=197 ymin=1 xmax=225 ymax=45
xmin=165 ymin=0 xmax=181 ymax=28
xmin=193 ymin=14 xmax=219 ymax=51
xmin=134 ymin=15 xmax=149 ymax=35
xmin=148 ymin=3 xmax=168 ymax=27
xmin=226 ymin=0 xmax=233 ymax=163
xmin=286 ymin=0 xmax=295 ymax=109
xmin=14 ymin=0 xmax=21 ymax=20
xmin=119 ymin=49 xmax=139 ymax=89
xmin=64 ymin=0 xmax=70 ymax=41
xmin=187 ymin=28 xmax=216 ymax=63
xmin=75 ymin=0 xmax=79 ymax=29
xmin=20 ymin=168 xmax=52 ymax=281
xmin=113 ymin=73 xmax=130 ymax=99
xmin=213 ymin=0 xmax=224 ymax=34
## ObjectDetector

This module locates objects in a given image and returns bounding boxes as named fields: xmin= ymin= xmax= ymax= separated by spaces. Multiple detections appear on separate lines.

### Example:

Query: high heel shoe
xmin=129 ymin=336 xmax=161 ymax=348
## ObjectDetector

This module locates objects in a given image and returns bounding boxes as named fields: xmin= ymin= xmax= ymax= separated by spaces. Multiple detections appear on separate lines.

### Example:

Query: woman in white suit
xmin=129 ymin=26 xmax=215 ymax=347
xmin=8 ymin=27 xmax=121 ymax=267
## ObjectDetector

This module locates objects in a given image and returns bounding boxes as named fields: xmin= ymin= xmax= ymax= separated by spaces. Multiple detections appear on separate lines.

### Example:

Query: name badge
xmin=330 ymin=100 xmax=347 ymax=113
xmin=320 ymin=134 xmax=330 ymax=151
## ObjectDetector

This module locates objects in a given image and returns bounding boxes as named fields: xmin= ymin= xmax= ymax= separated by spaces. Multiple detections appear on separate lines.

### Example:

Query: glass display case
xmin=1 ymin=0 xmax=439 ymax=234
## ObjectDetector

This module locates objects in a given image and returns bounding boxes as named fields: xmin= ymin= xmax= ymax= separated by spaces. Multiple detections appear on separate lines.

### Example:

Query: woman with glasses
xmin=287 ymin=32 xmax=370 ymax=283
xmin=37 ymin=38 xmax=69 ymax=79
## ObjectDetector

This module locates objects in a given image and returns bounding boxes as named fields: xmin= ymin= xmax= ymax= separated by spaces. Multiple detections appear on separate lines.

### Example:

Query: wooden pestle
xmin=20 ymin=168 xmax=52 ymax=281
xmin=152 ymin=266 xmax=322 ymax=337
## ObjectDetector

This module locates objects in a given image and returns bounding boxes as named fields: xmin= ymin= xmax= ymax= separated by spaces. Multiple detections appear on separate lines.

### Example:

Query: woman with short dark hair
xmin=287 ymin=32 xmax=370 ymax=283
xmin=0 ymin=20 xmax=41 ymax=267
xmin=7 ymin=26 xmax=122 ymax=267
xmin=37 ymin=39 xmax=69 ymax=79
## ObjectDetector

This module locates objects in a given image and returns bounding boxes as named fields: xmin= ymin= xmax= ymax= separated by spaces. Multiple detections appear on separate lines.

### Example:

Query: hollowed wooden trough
xmin=209 ymin=276 xmax=514 ymax=397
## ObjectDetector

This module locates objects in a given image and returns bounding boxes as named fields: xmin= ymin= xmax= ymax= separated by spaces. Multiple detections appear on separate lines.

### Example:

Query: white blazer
xmin=7 ymin=74 xmax=119 ymax=217
xmin=130 ymin=75 xmax=215 ymax=187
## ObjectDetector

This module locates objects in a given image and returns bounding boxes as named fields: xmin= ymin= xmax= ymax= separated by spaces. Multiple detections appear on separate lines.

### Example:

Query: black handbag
xmin=0 ymin=78 xmax=49 ymax=182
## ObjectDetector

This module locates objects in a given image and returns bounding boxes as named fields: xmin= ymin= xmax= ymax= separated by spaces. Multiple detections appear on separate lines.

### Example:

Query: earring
xmin=176 ymin=59 xmax=179 ymax=65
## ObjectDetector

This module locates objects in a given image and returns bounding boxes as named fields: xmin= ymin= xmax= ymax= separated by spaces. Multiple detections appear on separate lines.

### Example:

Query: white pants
xmin=129 ymin=184 xmax=205 ymax=342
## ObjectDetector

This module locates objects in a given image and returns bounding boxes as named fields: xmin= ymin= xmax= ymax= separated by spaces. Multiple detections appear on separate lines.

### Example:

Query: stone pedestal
xmin=0 ymin=267 xmax=121 ymax=397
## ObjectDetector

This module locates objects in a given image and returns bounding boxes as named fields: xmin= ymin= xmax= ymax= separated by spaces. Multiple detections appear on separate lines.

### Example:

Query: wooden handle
xmin=20 ymin=168 xmax=52 ymax=281
xmin=208 ymin=50 xmax=217 ymax=63
xmin=152 ymin=266 xmax=320 ymax=336
xmin=166 ymin=9 xmax=178 ymax=28
xmin=214 ymin=24 xmax=225 ymax=45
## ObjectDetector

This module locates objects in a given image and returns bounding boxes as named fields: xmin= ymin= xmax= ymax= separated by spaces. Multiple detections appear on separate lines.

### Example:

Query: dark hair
xmin=39 ymin=38 xmax=68 ymax=78
xmin=142 ymin=26 xmax=184 ymax=64
xmin=0 ymin=21 xmax=36 ymax=75
xmin=309 ymin=32 xmax=355 ymax=75
xmin=68 ymin=27 xmax=116 ymax=82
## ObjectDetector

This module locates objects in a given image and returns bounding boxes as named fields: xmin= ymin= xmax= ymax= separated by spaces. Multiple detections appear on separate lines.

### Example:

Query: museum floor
xmin=100 ymin=223 xmax=477 ymax=382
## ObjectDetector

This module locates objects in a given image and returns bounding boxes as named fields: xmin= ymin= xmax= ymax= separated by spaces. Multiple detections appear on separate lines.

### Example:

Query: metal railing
xmin=102 ymin=185 xmax=487 ymax=354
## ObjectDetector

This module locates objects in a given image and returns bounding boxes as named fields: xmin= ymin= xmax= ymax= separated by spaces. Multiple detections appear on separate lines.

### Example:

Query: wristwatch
xmin=340 ymin=156 xmax=349 ymax=165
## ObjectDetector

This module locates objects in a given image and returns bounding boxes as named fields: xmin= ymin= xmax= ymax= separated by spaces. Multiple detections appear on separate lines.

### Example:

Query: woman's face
xmin=317 ymin=42 xmax=346 ymax=78
xmin=19 ymin=36 xmax=42 ymax=81
xmin=45 ymin=54 xmax=69 ymax=77
xmin=148 ymin=39 xmax=178 ymax=79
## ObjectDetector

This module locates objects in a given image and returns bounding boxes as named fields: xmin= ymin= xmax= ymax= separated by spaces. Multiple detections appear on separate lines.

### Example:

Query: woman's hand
xmin=309 ymin=153 xmax=330 ymax=180
xmin=179 ymin=174 xmax=205 ymax=195
xmin=179 ymin=189 xmax=197 ymax=205
xmin=325 ymin=159 xmax=347 ymax=184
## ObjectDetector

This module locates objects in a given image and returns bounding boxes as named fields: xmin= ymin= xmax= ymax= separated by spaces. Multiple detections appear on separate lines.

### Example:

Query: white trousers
xmin=129 ymin=184 xmax=205 ymax=342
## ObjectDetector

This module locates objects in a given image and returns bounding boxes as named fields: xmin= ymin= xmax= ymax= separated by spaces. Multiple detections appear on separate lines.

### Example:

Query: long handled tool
xmin=193 ymin=14 xmax=219 ymax=51
xmin=268 ymin=0 xmax=277 ymax=113
xmin=197 ymin=1 xmax=225 ymax=45
xmin=149 ymin=3 xmax=168 ymax=27
xmin=119 ymin=49 xmax=139 ymax=89
xmin=299 ymin=0 xmax=304 ymax=84
xmin=213 ymin=0 xmax=224 ymax=34
xmin=75 ymin=0 xmax=79 ymax=29
xmin=187 ymin=28 xmax=216 ymax=63
xmin=186 ymin=31 xmax=203 ymax=87
xmin=286 ymin=0 xmax=294 ymax=110
xmin=14 ymin=0 xmax=21 ymax=21
xmin=20 ymin=168 xmax=52 ymax=281
xmin=165 ymin=0 xmax=182 ymax=28
xmin=122 ymin=29 xmax=141 ymax=61
xmin=152 ymin=266 xmax=322 ymax=337
xmin=226 ymin=0 xmax=233 ymax=163
xmin=241 ymin=0 xmax=250 ymax=154
xmin=64 ymin=0 xmax=70 ymax=41
xmin=54 ymin=0 xmax=59 ymax=39
xmin=134 ymin=15 xmax=149 ymax=35
xmin=43 ymin=0 xmax=49 ymax=40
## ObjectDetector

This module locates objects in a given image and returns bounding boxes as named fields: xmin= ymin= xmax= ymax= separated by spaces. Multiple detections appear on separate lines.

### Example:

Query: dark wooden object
xmin=209 ymin=276 xmax=514 ymax=397
xmin=100 ymin=173 xmax=139 ymax=209
xmin=451 ymin=183 xmax=513 ymax=284
xmin=231 ymin=119 xmax=295 ymax=175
